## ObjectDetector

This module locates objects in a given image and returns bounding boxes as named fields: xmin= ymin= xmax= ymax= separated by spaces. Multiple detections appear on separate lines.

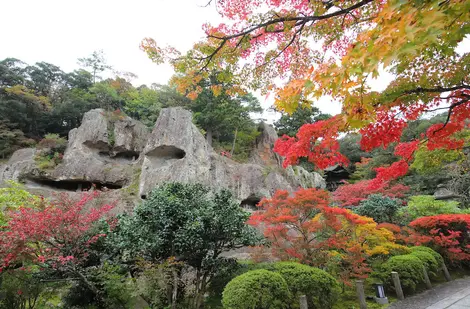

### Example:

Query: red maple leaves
xmin=0 ymin=192 xmax=114 ymax=271
xmin=274 ymin=116 xmax=349 ymax=169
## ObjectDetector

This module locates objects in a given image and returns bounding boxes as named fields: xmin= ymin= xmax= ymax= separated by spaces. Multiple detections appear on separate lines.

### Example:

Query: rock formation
xmin=0 ymin=108 xmax=326 ymax=211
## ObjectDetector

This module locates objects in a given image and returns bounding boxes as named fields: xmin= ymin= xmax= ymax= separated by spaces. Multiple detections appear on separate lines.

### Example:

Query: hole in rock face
xmin=240 ymin=196 xmax=262 ymax=211
xmin=25 ymin=178 xmax=123 ymax=192
xmin=146 ymin=145 xmax=186 ymax=159
xmin=140 ymin=194 xmax=147 ymax=200
xmin=99 ymin=151 xmax=140 ymax=161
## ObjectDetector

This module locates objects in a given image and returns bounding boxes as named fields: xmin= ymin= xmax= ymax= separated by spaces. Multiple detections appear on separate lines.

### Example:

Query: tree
xmin=143 ymin=0 xmax=470 ymax=183
xmin=0 ymin=192 xmax=114 ymax=302
xmin=110 ymin=183 xmax=259 ymax=309
xmin=78 ymin=50 xmax=111 ymax=83
xmin=190 ymin=76 xmax=262 ymax=147
xmin=332 ymin=179 xmax=409 ymax=207
xmin=410 ymin=214 xmax=470 ymax=262
xmin=0 ymin=181 xmax=41 ymax=226
xmin=399 ymin=195 xmax=469 ymax=223
xmin=249 ymin=188 xmax=405 ymax=285
xmin=274 ymin=106 xmax=330 ymax=137
xmin=354 ymin=194 xmax=402 ymax=224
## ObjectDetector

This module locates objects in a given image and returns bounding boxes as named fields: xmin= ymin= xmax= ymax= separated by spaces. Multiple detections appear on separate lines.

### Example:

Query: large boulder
xmin=1 ymin=107 xmax=325 ymax=213
xmin=139 ymin=108 xmax=326 ymax=203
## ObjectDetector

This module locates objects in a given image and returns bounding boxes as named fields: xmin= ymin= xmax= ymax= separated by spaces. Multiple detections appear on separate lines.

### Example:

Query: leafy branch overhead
xmin=142 ymin=0 xmax=470 ymax=186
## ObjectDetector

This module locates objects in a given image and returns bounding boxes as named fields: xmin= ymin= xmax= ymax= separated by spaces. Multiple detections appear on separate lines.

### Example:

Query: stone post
xmin=299 ymin=295 xmax=308 ymax=309
xmin=355 ymin=280 xmax=367 ymax=309
xmin=422 ymin=265 xmax=432 ymax=289
xmin=391 ymin=272 xmax=405 ymax=300
xmin=442 ymin=261 xmax=452 ymax=281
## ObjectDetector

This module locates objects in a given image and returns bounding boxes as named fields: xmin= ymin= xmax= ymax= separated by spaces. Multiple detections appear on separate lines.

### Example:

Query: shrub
xmin=35 ymin=133 xmax=67 ymax=170
xmin=273 ymin=262 xmax=339 ymax=309
xmin=398 ymin=195 xmax=468 ymax=223
xmin=222 ymin=269 xmax=290 ymax=309
xmin=409 ymin=251 xmax=439 ymax=276
xmin=378 ymin=255 xmax=424 ymax=293
xmin=354 ymin=194 xmax=402 ymax=223
xmin=410 ymin=214 xmax=470 ymax=262
xmin=410 ymin=246 xmax=444 ymax=264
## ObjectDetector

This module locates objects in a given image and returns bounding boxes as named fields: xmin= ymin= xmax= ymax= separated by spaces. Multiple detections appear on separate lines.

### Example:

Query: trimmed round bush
xmin=273 ymin=262 xmax=340 ymax=309
xmin=410 ymin=251 xmax=439 ymax=276
xmin=379 ymin=255 xmax=424 ymax=293
xmin=410 ymin=246 xmax=444 ymax=264
xmin=222 ymin=269 xmax=290 ymax=309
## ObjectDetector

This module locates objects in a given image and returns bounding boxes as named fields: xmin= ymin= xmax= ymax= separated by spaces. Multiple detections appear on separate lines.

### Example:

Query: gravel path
xmin=387 ymin=277 xmax=470 ymax=309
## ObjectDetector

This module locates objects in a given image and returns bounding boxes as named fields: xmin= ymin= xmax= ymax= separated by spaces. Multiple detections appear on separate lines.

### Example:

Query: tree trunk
xmin=230 ymin=127 xmax=238 ymax=156
xmin=206 ymin=128 xmax=213 ymax=147
xmin=171 ymin=268 xmax=178 ymax=309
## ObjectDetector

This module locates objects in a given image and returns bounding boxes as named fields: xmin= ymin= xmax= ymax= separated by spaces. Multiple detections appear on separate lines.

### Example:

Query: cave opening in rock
xmin=147 ymin=145 xmax=186 ymax=159
xmin=25 ymin=178 xmax=123 ymax=192
xmin=140 ymin=194 xmax=147 ymax=200
xmin=240 ymin=196 xmax=262 ymax=212
xmin=98 ymin=151 xmax=140 ymax=161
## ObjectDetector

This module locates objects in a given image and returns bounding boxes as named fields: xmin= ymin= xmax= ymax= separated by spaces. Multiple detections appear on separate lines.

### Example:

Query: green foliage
xmin=273 ymin=262 xmax=340 ymax=309
xmin=411 ymin=147 xmax=464 ymax=175
xmin=410 ymin=246 xmax=444 ymax=265
xmin=398 ymin=195 xmax=468 ymax=223
xmin=354 ymin=194 xmax=402 ymax=223
xmin=0 ymin=267 xmax=51 ymax=309
xmin=222 ymin=269 xmax=290 ymax=309
xmin=0 ymin=180 xmax=40 ymax=226
xmin=338 ymin=133 xmax=371 ymax=164
xmin=111 ymin=182 xmax=260 ymax=309
xmin=34 ymin=133 xmax=67 ymax=170
xmin=274 ymin=106 xmax=330 ymax=137
xmin=377 ymin=255 xmax=424 ymax=293
xmin=409 ymin=251 xmax=439 ymax=276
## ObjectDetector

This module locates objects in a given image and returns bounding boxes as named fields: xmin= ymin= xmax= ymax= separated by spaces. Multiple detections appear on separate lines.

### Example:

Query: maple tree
xmin=249 ymin=188 xmax=406 ymax=285
xmin=410 ymin=214 xmax=470 ymax=262
xmin=332 ymin=179 xmax=408 ymax=207
xmin=0 ymin=192 xmax=114 ymax=299
xmin=142 ymin=0 xmax=470 ymax=177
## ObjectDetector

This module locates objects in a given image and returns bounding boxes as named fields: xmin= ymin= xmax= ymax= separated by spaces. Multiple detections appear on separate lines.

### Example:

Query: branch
xmin=198 ymin=0 xmax=374 ymax=68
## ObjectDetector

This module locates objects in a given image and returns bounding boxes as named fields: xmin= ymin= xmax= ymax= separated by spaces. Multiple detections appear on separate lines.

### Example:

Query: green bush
xmin=222 ymin=269 xmax=290 ymax=309
xmin=378 ymin=255 xmax=424 ymax=293
xmin=409 ymin=251 xmax=439 ymax=276
xmin=354 ymin=194 xmax=402 ymax=223
xmin=398 ymin=195 xmax=468 ymax=223
xmin=273 ymin=262 xmax=340 ymax=309
xmin=410 ymin=246 xmax=444 ymax=264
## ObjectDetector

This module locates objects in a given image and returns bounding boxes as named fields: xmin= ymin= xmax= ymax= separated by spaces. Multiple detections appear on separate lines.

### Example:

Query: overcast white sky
xmin=0 ymin=0 xmax=468 ymax=122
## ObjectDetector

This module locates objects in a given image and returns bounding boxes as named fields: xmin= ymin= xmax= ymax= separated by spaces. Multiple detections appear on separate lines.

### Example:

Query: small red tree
xmin=250 ymin=188 xmax=404 ymax=285
xmin=332 ymin=179 xmax=409 ymax=207
xmin=410 ymin=214 xmax=470 ymax=262
xmin=0 ymin=192 xmax=114 ymax=295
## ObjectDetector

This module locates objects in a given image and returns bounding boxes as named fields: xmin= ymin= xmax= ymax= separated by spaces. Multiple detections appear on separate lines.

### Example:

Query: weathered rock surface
xmin=140 ymin=107 xmax=326 ymax=203
xmin=1 ymin=107 xmax=326 ymax=211
xmin=434 ymin=184 xmax=460 ymax=200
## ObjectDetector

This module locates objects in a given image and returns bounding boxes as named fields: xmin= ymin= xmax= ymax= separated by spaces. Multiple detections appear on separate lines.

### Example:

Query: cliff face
xmin=0 ymin=108 xmax=326 ymax=211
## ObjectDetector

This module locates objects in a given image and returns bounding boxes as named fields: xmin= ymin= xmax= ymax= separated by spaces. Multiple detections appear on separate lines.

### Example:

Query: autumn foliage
xmin=0 ymin=192 xmax=114 ymax=271
xmin=332 ymin=179 xmax=409 ymax=207
xmin=249 ymin=188 xmax=406 ymax=284
xmin=143 ymin=0 xmax=470 ymax=178
xmin=410 ymin=214 xmax=470 ymax=262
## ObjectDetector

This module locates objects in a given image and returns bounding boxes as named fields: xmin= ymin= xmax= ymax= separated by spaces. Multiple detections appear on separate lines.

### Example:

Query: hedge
xmin=273 ymin=262 xmax=340 ymax=309
xmin=222 ymin=269 xmax=290 ymax=309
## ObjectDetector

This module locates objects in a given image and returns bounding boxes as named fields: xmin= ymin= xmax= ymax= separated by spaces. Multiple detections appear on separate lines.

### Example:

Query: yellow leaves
xmin=211 ymin=85 xmax=223 ymax=97
xmin=5 ymin=85 xmax=50 ymax=109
